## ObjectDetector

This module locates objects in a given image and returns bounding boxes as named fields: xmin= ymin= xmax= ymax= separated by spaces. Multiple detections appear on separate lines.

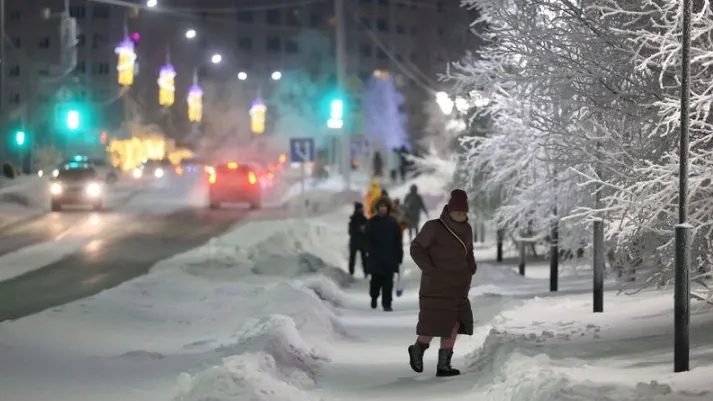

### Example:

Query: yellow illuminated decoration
xmin=107 ymin=124 xmax=193 ymax=171
xmin=187 ymin=84 xmax=203 ymax=122
xmin=158 ymin=64 xmax=176 ymax=107
xmin=250 ymin=99 xmax=266 ymax=134
xmin=115 ymin=39 xmax=136 ymax=86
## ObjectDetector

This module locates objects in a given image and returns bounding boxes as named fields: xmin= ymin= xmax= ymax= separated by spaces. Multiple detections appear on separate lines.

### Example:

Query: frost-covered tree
xmin=270 ymin=30 xmax=334 ymax=148
xmin=449 ymin=0 xmax=686 ymax=282
xmin=362 ymin=74 xmax=408 ymax=149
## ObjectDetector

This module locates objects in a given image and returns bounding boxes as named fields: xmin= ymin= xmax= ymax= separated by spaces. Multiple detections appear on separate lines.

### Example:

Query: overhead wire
xmin=349 ymin=4 xmax=441 ymax=93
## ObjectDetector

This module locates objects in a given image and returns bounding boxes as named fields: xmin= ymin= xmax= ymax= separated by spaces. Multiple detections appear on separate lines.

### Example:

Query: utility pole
xmin=335 ymin=0 xmax=350 ymax=189
xmin=0 ymin=0 xmax=6 ymax=163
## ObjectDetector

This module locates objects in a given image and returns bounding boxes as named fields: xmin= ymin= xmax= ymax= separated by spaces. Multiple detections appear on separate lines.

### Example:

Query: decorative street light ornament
xmin=250 ymin=99 xmax=266 ymax=134
xmin=115 ymin=39 xmax=136 ymax=86
xmin=158 ymin=64 xmax=176 ymax=107
xmin=187 ymin=85 xmax=203 ymax=122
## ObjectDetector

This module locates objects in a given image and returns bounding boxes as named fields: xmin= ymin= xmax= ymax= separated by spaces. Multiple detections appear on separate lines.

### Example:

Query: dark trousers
xmin=390 ymin=169 xmax=398 ymax=182
xmin=370 ymin=273 xmax=394 ymax=308
xmin=348 ymin=243 xmax=367 ymax=276
xmin=408 ymin=223 xmax=419 ymax=242
xmin=399 ymin=167 xmax=406 ymax=182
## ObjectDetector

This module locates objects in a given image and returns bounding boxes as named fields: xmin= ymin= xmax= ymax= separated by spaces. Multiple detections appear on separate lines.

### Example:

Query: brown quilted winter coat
xmin=410 ymin=206 xmax=477 ymax=337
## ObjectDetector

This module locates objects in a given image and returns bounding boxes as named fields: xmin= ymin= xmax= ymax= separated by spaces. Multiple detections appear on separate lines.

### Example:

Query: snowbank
xmin=175 ymin=315 xmax=327 ymax=401
xmin=0 ymin=200 xmax=357 ymax=401
xmin=465 ymin=289 xmax=713 ymax=400
xmin=152 ymin=218 xmax=351 ymax=286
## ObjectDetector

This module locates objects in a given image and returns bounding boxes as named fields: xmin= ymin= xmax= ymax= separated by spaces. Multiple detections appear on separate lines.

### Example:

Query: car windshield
xmin=144 ymin=159 xmax=171 ymax=168
xmin=216 ymin=164 xmax=251 ymax=175
xmin=88 ymin=159 xmax=108 ymax=167
xmin=57 ymin=168 xmax=97 ymax=180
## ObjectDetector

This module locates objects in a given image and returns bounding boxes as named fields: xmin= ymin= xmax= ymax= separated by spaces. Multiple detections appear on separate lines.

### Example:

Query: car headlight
xmin=86 ymin=182 xmax=101 ymax=196
xmin=154 ymin=168 xmax=164 ymax=178
xmin=51 ymin=169 xmax=59 ymax=178
xmin=132 ymin=168 xmax=142 ymax=178
xmin=50 ymin=182 xmax=62 ymax=195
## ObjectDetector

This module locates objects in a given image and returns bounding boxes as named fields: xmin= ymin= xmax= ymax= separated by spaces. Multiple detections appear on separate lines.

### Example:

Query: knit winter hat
xmin=447 ymin=189 xmax=469 ymax=212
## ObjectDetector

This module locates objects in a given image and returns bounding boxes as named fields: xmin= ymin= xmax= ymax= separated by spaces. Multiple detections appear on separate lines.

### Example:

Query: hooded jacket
xmin=365 ymin=198 xmax=403 ymax=275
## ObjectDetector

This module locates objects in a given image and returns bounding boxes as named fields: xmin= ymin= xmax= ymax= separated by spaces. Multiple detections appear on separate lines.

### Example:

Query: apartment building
xmin=2 ymin=0 xmax=478 ymax=146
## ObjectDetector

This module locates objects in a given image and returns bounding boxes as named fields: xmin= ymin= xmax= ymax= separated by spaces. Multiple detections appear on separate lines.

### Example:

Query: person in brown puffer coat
xmin=407 ymin=189 xmax=477 ymax=377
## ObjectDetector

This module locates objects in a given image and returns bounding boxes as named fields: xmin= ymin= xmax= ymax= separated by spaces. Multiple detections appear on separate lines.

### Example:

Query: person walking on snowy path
xmin=348 ymin=202 xmax=368 ymax=277
xmin=407 ymin=189 xmax=477 ymax=377
xmin=365 ymin=197 xmax=403 ymax=312
xmin=403 ymin=184 xmax=429 ymax=241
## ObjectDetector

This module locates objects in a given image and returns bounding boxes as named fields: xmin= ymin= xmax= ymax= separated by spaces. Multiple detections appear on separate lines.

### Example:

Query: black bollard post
xmin=593 ymin=219 xmax=604 ymax=313
xmin=674 ymin=225 xmax=691 ymax=372
xmin=518 ymin=240 xmax=526 ymax=276
xmin=496 ymin=229 xmax=504 ymax=262
xmin=549 ymin=216 xmax=558 ymax=292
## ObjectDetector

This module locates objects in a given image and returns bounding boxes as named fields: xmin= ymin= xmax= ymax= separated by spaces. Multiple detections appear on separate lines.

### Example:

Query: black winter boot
xmin=436 ymin=348 xmax=460 ymax=377
xmin=408 ymin=341 xmax=429 ymax=373
xmin=370 ymin=298 xmax=377 ymax=309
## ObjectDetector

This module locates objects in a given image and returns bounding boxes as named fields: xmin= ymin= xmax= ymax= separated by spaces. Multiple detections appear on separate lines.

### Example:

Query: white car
xmin=40 ymin=156 xmax=119 ymax=184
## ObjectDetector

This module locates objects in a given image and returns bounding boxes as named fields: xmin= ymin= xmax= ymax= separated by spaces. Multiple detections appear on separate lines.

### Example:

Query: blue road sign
xmin=289 ymin=137 xmax=316 ymax=163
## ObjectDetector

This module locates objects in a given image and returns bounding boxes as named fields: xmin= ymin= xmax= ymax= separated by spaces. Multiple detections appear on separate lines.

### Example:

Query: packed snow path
xmin=309 ymin=259 xmax=523 ymax=401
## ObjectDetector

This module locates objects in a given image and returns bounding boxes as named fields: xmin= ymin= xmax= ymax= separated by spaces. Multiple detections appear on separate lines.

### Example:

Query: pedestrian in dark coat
xmin=407 ymin=189 xmax=477 ymax=377
xmin=373 ymin=151 xmax=384 ymax=178
xmin=365 ymin=196 xmax=403 ymax=311
xmin=348 ymin=202 xmax=368 ymax=277
xmin=398 ymin=146 xmax=409 ymax=182
xmin=403 ymin=184 xmax=428 ymax=241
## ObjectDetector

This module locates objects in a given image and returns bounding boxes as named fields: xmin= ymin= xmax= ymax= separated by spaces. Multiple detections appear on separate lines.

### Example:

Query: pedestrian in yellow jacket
xmin=365 ymin=179 xmax=382 ymax=218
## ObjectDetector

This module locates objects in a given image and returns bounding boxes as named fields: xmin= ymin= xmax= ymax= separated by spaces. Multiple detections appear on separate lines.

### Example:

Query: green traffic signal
xmin=330 ymin=99 xmax=343 ymax=119
xmin=67 ymin=110 xmax=80 ymax=130
xmin=15 ymin=131 xmax=25 ymax=146
xmin=327 ymin=98 xmax=344 ymax=129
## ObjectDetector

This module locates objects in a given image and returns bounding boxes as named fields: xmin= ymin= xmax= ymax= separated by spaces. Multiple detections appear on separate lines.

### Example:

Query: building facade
xmin=2 ymin=0 xmax=478 ymax=150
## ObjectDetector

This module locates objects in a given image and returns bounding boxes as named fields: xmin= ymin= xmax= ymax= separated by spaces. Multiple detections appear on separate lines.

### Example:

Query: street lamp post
xmin=674 ymin=0 xmax=692 ymax=374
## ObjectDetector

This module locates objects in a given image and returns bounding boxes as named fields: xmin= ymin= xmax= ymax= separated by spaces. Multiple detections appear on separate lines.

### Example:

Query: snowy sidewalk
xmin=307 ymin=259 xmax=713 ymax=400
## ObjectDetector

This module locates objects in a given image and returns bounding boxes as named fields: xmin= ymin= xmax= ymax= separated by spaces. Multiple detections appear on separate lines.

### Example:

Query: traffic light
xmin=67 ymin=109 xmax=80 ymax=130
xmin=327 ymin=98 xmax=344 ymax=129
xmin=15 ymin=131 xmax=25 ymax=146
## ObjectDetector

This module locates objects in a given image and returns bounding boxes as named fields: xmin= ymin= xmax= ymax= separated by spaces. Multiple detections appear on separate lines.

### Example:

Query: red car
xmin=207 ymin=162 xmax=261 ymax=209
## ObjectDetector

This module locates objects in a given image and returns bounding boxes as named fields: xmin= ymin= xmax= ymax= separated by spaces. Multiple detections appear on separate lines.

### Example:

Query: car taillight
xmin=209 ymin=174 xmax=217 ymax=184
xmin=248 ymin=172 xmax=257 ymax=185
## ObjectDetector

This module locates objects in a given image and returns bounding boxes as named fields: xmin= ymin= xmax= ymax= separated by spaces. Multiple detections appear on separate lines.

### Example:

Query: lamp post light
xmin=185 ymin=29 xmax=196 ymax=39
xmin=146 ymin=0 xmax=157 ymax=7
xmin=271 ymin=71 xmax=282 ymax=80
xmin=238 ymin=71 xmax=247 ymax=80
